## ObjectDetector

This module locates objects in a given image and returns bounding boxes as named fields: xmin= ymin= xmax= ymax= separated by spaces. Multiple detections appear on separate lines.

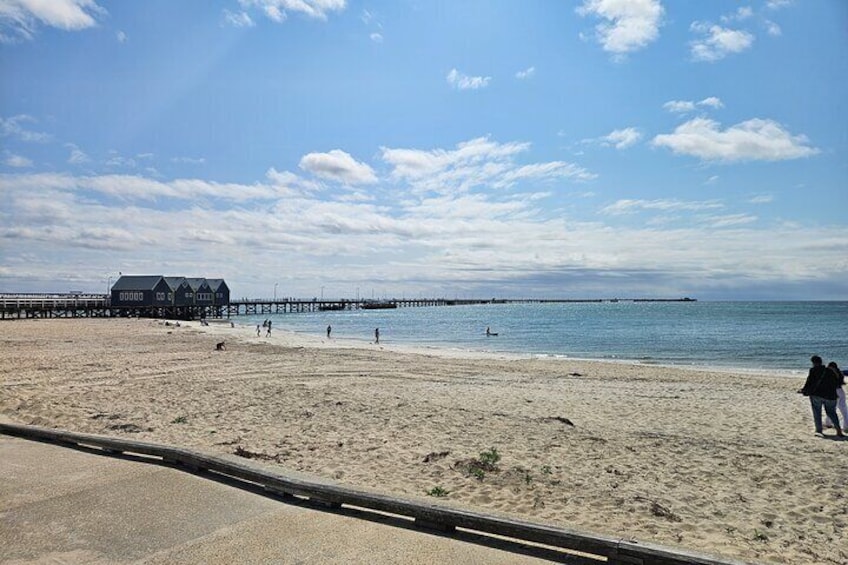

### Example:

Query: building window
xmin=119 ymin=291 xmax=144 ymax=302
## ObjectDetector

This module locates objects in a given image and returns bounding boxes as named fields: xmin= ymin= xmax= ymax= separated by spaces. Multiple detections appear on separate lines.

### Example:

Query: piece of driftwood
xmin=0 ymin=423 xmax=748 ymax=565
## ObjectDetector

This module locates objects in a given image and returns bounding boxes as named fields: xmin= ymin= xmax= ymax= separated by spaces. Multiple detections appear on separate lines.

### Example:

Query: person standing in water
xmin=375 ymin=327 xmax=380 ymax=344
xmin=327 ymin=325 xmax=332 ymax=339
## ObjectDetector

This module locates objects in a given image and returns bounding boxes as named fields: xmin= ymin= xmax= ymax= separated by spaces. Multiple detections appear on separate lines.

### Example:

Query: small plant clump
xmin=478 ymin=447 xmax=501 ymax=469
xmin=453 ymin=446 xmax=503 ymax=482
xmin=171 ymin=416 xmax=188 ymax=424
xmin=427 ymin=486 xmax=450 ymax=497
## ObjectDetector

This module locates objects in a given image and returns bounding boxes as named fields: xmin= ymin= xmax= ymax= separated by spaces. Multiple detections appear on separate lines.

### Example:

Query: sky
xmin=1 ymin=0 xmax=846 ymax=300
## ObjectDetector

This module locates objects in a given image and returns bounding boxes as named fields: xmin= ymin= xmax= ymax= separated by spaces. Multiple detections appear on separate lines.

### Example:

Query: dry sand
xmin=1 ymin=318 xmax=845 ymax=564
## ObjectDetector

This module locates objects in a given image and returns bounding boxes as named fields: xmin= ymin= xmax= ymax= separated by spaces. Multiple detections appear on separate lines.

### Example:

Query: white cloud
xmin=721 ymin=6 xmax=753 ymax=23
xmin=0 ymin=0 xmax=104 ymax=42
xmin=381 ymin=136 xmax=594 ymax=196
xmin=764 ymin=20 xmax=781 ymax=36
xmin=663 ymin=100 xmax=696 ymax=113
xmin=171 ymin=156 xmax=206 ymax=165
xmin=494 ymin=161 xmax=596 ymax=188
xmin=370 ymin=32 xmax=382 ymax=43
xmin=105 ymin=151 xmax=137 ymax=169
xmin=299 ymin=149 xmax=377 ymax=185
xmin=766 ymin=0 xmax=791 ymax=10
xmin=66 ymin=144 xmax=89 ymax=164
xmin=577 ymin=0 xmax=664 ymax=55
xmin=748 ymin=195 xmax=773 ymax=204
xmin=0 ymin=115 xmax=52 ymax=143
xmin=698 ymin=96 xmax=723 ymax=109
xmin=663 ymin=97 xmax=723 ymax=114
xmin=702 ymin=213 xmax=757 ymax=228
xmin=446 ymin=68 xmax=491 ymax=90
xmin=4 ymin=152 xmax=32 ymax=167
xmin=652 ymin=117 xmax=818 ymax=162
xmin=116 ymin=30 xmax=127 ymax=42
xmin=690 ymin=22 xmax=754 ymax=62
xmin=601 ymin=198 xmax=723 ymax=215
xmin=237 ymin=0 xmax=346 ymax=22
xmin=223 ymin=9 xmax=254 ymax=27
xmin=265 ymin=167 xmax=321 ymax=195
xmin=515 ymin=66 xmax=535 ymax=80
xmin=602 ymin=127 xmax=642 ymax=149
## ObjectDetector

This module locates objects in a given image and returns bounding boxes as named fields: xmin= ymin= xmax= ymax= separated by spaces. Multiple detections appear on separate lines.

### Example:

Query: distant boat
xmin=361 ymin=301 xmax=397 ymax=310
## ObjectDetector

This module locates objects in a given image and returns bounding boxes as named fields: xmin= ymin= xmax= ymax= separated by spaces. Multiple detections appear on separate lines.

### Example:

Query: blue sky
xmin=1 ymin=0 xmax=846 ymax=300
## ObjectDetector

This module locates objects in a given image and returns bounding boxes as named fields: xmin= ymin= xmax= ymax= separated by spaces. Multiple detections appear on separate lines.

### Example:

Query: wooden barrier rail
xmin=0 ymin=423 xmax=747 ymax=565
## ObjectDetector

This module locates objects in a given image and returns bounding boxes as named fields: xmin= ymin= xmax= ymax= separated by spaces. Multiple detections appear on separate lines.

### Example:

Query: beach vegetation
xmin=427 ymin=486 xmax=450 ymax=497
xmin=453 ymin=447 xmax=502 ymax=481
xmin=753 ymin=529 xmax=769 ymax=542
xmin=541 ymin=465 xmax=552 ymax=475
xmin=479 ymin=447 xmax=501 ymax=468
xmin=171 ymin=415 xmax=188 ymax=424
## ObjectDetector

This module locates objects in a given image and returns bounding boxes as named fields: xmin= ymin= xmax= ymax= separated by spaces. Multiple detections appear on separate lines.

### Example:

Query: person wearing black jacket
xmin=799 ymin=355 xmax=844 ymax=437
xmin=824 ymin=362 xmax=848 ymax=432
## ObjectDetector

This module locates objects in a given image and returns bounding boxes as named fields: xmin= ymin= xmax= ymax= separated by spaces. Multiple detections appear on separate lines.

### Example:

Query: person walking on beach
xmin=375 ymin=327 xmax=379 ymax=344
xmin=799 ymin=355 xmax=844 ymax=437
xmin=824 ymin=361 xmax=848 ymax=432
xmin=256 ymin=324 xmax=261 ymax=337
xmin=327 ymin=325 xmax=332 ymax=338
xmin=265 ymin=320 xmax=272 ymax=337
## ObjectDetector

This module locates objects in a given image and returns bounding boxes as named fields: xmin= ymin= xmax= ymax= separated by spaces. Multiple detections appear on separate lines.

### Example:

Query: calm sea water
xmin=245 ymin=301 xmax=848 ymax=374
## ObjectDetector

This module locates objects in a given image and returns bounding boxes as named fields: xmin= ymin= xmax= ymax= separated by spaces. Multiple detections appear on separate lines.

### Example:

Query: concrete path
xmin=1 ymin=436 xmax=580 ymax=564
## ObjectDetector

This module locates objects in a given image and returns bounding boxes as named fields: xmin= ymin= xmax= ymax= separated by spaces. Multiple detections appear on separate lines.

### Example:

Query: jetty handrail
xmin=0 ymin=293 xmax=109 ymax=308
xmin=1 ymin=423 xmax=745 ymax=565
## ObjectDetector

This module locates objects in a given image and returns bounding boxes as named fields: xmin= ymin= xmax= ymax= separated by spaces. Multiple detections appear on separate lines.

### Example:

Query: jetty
xmin=0 ymin=294 xmax=695 ymax=320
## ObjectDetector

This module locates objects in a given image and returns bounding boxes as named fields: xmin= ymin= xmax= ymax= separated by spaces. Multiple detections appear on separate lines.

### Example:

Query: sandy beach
xmin=1 ymin=318 xmax=845 ymax=564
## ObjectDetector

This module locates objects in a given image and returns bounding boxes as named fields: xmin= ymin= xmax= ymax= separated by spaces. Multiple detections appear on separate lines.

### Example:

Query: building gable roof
xmin=163 ymin=277 xmax=188 ymax=291
xmin=207 ymin=279 xmax=228 ymax=292
xmin=184 ymin=277 xmax=210 ymax=291
xmin=111 ymin=275 xmax=165 ymax=291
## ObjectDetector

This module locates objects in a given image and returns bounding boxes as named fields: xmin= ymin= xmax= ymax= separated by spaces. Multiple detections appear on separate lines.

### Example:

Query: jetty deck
xmin=0 ymin=294 xmax=695 ymax=320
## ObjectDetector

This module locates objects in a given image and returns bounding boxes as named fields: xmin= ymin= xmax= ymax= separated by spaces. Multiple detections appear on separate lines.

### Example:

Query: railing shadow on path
xmin=1 ymin=423 xmax=750 ymax=565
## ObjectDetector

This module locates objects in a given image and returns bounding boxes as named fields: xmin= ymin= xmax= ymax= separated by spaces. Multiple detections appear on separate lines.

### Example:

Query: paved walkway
xmin=1 ymin=436 xmax=578 ymax=564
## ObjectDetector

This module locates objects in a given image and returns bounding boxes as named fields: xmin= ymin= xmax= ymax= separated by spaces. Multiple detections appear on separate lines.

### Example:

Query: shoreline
xmin=223 ymin=319 xmax=804 ymax=379
xmin=2 ymin=317 xmax=845 ymax=565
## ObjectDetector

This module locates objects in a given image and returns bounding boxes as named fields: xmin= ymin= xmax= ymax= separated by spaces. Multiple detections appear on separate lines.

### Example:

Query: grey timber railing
xmin=1 ymin=423 xmax=748 ymax=565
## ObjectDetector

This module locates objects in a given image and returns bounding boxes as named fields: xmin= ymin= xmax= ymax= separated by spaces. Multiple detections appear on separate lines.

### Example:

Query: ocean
xmin=245 ymin=301 xmax=848 ymax=375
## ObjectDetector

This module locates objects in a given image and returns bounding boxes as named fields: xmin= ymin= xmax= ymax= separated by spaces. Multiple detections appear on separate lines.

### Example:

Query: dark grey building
xmin=207 ymin=279 xmax=230 ymax=306
xmin=164 ymin=277 xmax=192 ymax=306
xmin=110 ymin=276 xmax=172 ymax=307
xmin=185 ymin=278 xmax=214 ymax=306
